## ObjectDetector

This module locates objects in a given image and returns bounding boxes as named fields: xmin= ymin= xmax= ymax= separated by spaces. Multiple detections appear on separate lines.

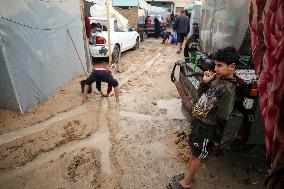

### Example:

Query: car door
xmin=128 ymin=28 xmax=137 ymax=48
xmin=113 ymin=20 xmax=129 ymax=51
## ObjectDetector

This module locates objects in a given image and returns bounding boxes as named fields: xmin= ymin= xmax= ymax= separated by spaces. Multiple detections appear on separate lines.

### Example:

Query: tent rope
xmin=0 ymin=16 xmax=80 ymax=31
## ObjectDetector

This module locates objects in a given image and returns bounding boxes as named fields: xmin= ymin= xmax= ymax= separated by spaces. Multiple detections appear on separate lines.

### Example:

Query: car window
xmin=114 ymin=19 xmax=126 ymax=32
xmin=114 ymin=20 xmax=119 ymax=32
xmin=90 ymin=19 xmax=107 ymax=31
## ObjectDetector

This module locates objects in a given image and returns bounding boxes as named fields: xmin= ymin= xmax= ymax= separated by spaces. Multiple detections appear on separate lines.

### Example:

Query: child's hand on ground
xmin=101 ymin=94 xmax=108 ymax=97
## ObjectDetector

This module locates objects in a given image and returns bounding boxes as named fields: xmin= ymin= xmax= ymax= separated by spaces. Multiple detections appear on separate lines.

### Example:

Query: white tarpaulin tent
xmin=90 ymin=3 xmax=129 ymax=31
xmin=0 ymin=0 xmax=86 ymax=112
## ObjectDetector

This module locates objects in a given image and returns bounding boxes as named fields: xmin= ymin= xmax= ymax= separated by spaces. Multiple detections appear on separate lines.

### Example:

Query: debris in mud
xmin=151 ymin=101 xmax=157 ymax=105
xmin=58 ymin=120 xmax=91 ymax=146
xmin=60 ymin=152 xmax=67 ymax=158
xmin=160 ymin=108 xmax=167 ymax=114
xmin=208 ymin=173 xmax=219 ymax=183
xmin=240 ymin=176 xmax=251 ymax=185
xmin=161 ymin=132 xmax=191 ymax=163
xmin=63 ymin=148 xmax=101 ymax=186
xmin=175 ymin=131 xmax=191 ymax=162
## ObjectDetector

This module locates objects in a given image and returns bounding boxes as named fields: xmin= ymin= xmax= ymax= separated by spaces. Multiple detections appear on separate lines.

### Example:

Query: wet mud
xmin=0 ymin=39 xmax=265 ymax=189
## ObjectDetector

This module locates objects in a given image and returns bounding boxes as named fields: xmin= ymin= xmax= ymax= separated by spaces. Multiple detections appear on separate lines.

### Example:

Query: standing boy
xmin=169 ymin=47 xmax=239 ymax=189
xmin=80 ymin=66 xmax=119 ymax=103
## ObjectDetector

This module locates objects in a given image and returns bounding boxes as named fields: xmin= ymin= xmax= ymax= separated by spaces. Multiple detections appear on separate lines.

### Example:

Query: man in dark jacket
xmin=173 ymin=10 xmax=190 ymax=53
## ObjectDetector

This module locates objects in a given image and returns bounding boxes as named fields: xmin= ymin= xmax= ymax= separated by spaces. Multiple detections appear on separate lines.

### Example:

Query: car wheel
xmin=132 ymin=37 xmax=140 ymax=50
xmin=112 ymin=45 xmax=120 ymax=65
xmin=140 ymin=32 xmax=146 ymax=42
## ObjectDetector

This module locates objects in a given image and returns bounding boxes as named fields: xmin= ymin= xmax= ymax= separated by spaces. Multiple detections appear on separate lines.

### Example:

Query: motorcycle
xmin=170 ymin=51 xmax=265 ymax=150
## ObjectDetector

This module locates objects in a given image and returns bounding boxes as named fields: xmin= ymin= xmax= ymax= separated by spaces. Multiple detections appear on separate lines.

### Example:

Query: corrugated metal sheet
xmin=112 ymin=0 xmax=139 ymax=6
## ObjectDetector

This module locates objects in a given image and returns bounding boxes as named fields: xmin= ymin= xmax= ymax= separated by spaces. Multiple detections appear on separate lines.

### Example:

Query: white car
xmin=89 ymin=17 xmax=140 ymax=65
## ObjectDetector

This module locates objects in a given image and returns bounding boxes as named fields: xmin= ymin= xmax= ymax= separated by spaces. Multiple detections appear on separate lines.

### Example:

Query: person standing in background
xmin=173 ymin=10 xmax=190 ymax=53
xmin=170 ymin=11 xmax=175 ymax=24
xmin=145 ymin=16 xmax=151 ymax=38
xmin=84 ymin=15 xmax=91 ymax=71
xmin=185 ymin=10 xmax=191 ymax=33
xmin=154 ymin=16 xmax=161 ymax=38
xmin=84 ymin=15 xmax=91 ymax=39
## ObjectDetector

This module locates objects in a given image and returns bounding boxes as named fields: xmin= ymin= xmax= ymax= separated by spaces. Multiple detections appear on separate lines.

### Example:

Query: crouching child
xmin=160 ymin=30 xmax=172 ymax=44
xmin=169 ymin=47 xmax=239 ymax=189
xmin=80 ymin=66 xmax=119 ymax=103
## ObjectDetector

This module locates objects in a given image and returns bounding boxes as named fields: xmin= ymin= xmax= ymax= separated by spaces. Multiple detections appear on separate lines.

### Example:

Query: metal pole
xmin=106 ymin=0 xmax=112 ymax=66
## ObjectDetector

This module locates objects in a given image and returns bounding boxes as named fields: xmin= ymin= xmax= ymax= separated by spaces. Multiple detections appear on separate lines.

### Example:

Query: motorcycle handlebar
xmin=185 ymin=72 xmax=204 ymax=77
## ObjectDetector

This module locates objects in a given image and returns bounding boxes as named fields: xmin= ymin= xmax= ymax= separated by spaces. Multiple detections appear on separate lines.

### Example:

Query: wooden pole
xmin=106 ymin=0 xmax=112 ymax=66
xmin=67 ymin=29 xmax=88 ymax=77
xmin=79 ymin=0 xmax=91 ymax=72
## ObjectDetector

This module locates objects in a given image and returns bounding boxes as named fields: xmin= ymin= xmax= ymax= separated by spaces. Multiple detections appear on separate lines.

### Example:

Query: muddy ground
xmin=0 ymin=39 xmax=266 ymax=189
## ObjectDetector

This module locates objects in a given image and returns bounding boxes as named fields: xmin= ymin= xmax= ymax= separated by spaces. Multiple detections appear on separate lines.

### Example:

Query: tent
xmin=0 ymin=0 xmax=86 ymax=113
xmin=90 ymin=3 xmax=129 ymax=31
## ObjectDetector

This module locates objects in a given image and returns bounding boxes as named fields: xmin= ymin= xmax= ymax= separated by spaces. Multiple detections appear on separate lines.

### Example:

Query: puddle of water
xmin=91 ymin=104 xmax=113 ymax=175
xmin=157 ymin=98 xmax=185 ymax=120
xmin=90 ymin=132 xmax=112 ymax=174
xmin=119 ymin=111 xmax=153 ymax=120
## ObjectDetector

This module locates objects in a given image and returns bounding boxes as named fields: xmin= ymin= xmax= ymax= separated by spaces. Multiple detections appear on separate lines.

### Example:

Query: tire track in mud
xmin=0 ymin=105 xmax=90 ymax=145
xmin=0 ymin=111 xmax=99 ymax=171
xmin=0 ymin=108 xmax=117 ymax=188
xmin=1 ymin=128 xmax=107 ymax=177
xmin=1 ymin=146 xmax=102 ymax=189
xmin=118 ymin=46 xmax=164 ymax=86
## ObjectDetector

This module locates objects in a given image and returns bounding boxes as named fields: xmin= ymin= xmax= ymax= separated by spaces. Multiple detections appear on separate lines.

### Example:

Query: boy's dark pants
xmin=188 ymin=118 xmax=216 ymax=161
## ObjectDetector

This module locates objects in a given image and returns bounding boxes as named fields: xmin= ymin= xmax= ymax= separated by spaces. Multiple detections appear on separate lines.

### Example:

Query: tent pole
xmin=0 ymin=34 xmax=24 ymax=113
xmin=67 ymin=29 xmax=88 ymax=77
xmin=106 ymin=0 xmax=112 ymax=66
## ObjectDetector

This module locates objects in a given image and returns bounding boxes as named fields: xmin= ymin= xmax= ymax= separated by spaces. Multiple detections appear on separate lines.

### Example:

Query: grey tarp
xmin=0 ymin=0 xmax=86 ymax=112
xmin=200 ymin=0 xmax=249 ymax=53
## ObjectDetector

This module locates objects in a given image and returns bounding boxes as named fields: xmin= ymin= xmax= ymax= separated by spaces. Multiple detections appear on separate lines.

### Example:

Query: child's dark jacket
xmin=192 ymin=76 xmax=237 ymax=127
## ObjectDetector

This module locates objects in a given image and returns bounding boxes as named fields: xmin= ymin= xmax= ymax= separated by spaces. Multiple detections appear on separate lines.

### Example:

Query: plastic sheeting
xmin=139 ymin=0 xmax=151 ymax=10
xmin=90 ymin=4 xmax=128 ymax=32
xmin=199 ymin=0 xmax=249 ymax=53
xmin=0 ymin=0 xmax=86 ymax=112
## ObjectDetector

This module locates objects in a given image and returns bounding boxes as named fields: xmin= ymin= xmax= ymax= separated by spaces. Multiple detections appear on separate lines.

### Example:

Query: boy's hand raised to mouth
xmin=203 ymin=70 xmax=217 ymax=83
